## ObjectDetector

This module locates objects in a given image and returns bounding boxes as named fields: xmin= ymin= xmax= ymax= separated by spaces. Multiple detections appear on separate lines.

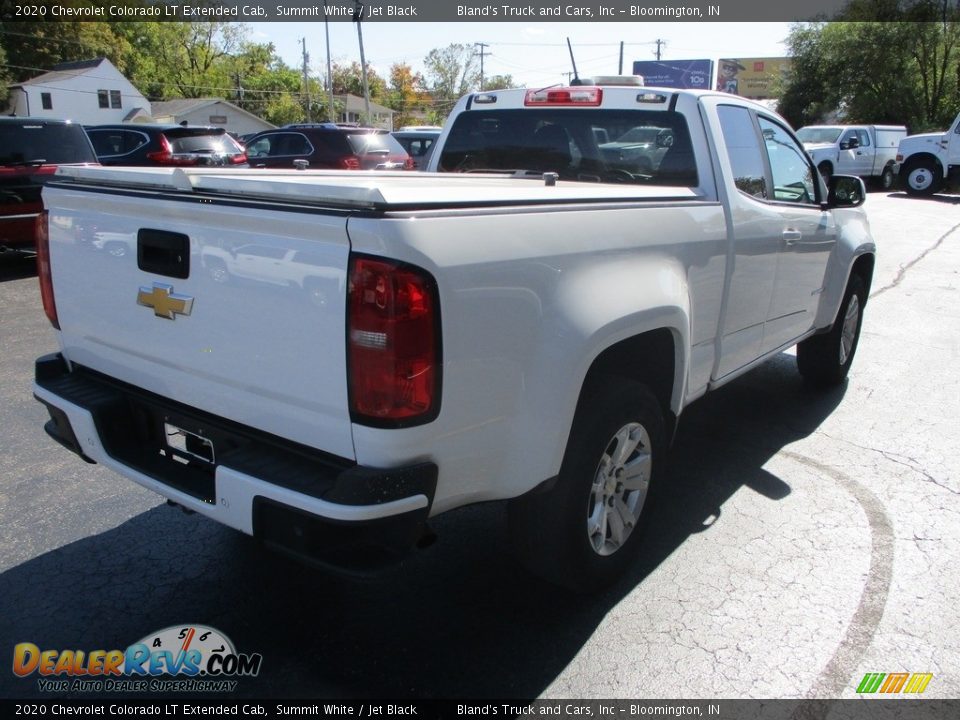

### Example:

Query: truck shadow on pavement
xmin=0 ymin=353 xmax=845 ymax=699
xmin=0 ymin=254 xmax=37 ymax=282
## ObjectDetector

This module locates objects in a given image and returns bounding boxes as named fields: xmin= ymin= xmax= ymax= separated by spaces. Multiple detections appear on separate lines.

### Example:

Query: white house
xmin=335 ymin=94 xmax=396 ymax=130
xmin=5 ymin=58 xmax=150 ymax=124
xmin=150 ymin=99 xmax=275 ymax=135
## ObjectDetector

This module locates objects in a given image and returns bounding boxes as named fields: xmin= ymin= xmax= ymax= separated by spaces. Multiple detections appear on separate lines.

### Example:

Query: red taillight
xmin=347 ymin=256 xmax=440 ymax=426
xmin=403 ymin=157 xmax=415 ymax=171
xmin=339 ymin=156 xmax=361 ymax=170
xmin=229 ymin=153 xmax=247 ymax=165
xmin=524 ymin=86 xmax=603 ymax=106
xmin=35 ymin=211 xmax=59 ymax=329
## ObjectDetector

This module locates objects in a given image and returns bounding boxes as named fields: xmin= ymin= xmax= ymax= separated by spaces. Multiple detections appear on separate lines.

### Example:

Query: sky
xmin=247 ymin=22 xmax=794 ymax=88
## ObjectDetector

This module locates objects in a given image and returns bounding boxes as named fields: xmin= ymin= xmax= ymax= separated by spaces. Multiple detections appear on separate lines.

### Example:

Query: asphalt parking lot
xmin=1 ymin=191 xmax=958 ymax=701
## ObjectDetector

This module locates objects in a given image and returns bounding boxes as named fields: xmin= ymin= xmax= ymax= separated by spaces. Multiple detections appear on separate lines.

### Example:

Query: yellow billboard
xmin=716 ymin=58 xmax=791 ymax=100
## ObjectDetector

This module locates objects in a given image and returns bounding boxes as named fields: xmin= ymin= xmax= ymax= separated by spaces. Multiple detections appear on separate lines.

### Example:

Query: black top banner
xmin=0 ymin=0 xmax=892 ymax=23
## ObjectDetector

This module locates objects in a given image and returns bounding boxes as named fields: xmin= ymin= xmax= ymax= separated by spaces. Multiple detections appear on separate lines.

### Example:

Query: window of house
xmin=98 ymin=90 xmax=109 ymax=109
xmin=41 ymin=93 xmax=52 ymax=110
xmin=110 ymin=90 xmax=122 ymax=109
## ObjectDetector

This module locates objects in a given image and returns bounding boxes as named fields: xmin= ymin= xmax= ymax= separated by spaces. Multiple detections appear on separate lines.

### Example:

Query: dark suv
xmin=245 ymin=124 xmax=413 ymax=170
xmin=1 ymin=118 xmax=98 ymax=253
xmin=85 ymin=124 xmax=247 ymax=167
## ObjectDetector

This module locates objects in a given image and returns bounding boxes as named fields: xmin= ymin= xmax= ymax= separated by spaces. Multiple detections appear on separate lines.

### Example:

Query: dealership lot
xmin=1 ymin=191 xmax=958 ymax=700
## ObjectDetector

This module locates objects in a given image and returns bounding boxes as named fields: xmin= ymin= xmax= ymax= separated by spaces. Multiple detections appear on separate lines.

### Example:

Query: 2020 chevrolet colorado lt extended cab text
xmin=33 ymin=85 xmax=875 ymax=590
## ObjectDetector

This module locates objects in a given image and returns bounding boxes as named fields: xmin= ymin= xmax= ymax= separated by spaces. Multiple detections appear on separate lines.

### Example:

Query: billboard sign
xmin=716 ymin=57 xmax=792 ymax=99
xmin=632 ymin=59 xmax=713 ymax=90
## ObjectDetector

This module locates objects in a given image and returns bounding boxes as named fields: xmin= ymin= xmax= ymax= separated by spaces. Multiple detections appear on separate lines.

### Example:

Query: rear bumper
xmin=34 ymin=353 xmax=437 ymax=571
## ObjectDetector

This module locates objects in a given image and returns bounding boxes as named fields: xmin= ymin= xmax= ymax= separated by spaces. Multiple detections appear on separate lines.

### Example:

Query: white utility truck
xmin=34 ymin=84 xmax=875 ymax=590
xmin=797 ymin=124 xmax=906 ymax=189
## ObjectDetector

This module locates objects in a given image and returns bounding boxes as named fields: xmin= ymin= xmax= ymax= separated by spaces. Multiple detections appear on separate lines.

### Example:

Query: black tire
xmin=797 ymin=274 xmax=866 ymax=387
xmin=508 ymin=379 xmax=665 ymax=592
xmin=901 ymin=158 xmax=942 ymax=197
xmin=818 ymin=161 xmax=833 ymax=182
xmin=879 ymin=165 xmax=895 ymax=191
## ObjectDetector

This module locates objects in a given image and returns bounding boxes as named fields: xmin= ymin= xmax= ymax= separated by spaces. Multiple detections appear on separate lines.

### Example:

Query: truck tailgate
xmin=44 ymin=183 xmax=355 ymax=461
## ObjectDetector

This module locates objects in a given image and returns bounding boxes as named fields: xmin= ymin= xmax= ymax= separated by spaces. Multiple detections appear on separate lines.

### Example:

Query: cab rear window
xmin=437 ymin=108 xmax=697 ymax=186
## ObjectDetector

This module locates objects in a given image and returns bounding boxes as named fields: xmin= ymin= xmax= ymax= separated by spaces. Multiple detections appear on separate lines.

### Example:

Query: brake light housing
xmin=35 ymin=211 xmax=59 ymax=329
xmin=339 ymin=156 xmax=361 ymax=170
xmin=347 ymin=255 xmax=441 ymax=427
xmin=524 ymin=87 xmax=603 ymax=107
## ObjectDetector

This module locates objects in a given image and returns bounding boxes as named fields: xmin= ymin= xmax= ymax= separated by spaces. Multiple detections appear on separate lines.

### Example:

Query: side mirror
xmin=840 ymin=137 xmax=860 ymax=150
xmin=825 ymin=174 xmax=866 ymax=209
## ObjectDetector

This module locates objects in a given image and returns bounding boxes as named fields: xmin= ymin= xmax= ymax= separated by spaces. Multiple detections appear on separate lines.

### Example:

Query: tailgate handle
xmin=138 ymin=229 xmax=190 ymax=279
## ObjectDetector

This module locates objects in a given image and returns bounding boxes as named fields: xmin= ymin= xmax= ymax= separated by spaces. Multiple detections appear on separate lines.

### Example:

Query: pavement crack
xmin=816 ymin=431 xmax=959 ymax=495
xmin=870 ymin=220 xmax=960 ymax=299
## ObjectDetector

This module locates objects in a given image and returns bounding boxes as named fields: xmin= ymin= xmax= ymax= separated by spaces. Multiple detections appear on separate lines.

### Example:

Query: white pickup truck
xmin=796 ymin=124 xmax=906 ymax=189
xmin=895 ymin=110 xmax=960 ymax=196
xmin=33 ymin=85 xmax=876 ymax=590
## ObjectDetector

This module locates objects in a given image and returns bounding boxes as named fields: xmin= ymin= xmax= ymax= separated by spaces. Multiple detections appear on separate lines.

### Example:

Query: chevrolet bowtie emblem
xmin=137 ymin=283 xmax=194 ymax=320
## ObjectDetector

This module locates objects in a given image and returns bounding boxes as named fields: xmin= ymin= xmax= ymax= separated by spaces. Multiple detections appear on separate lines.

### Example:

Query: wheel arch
xmin=575 ymin=326 xmax=682 ymax=445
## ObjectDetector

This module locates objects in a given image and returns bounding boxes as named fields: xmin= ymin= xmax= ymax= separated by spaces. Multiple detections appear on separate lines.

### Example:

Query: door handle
xmin=783 ymin=229 xmax=802 ymax=245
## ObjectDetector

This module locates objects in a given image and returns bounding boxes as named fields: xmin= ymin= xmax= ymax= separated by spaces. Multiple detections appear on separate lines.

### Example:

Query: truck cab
xmin=895 ymin=111 xmax=960 ymax=196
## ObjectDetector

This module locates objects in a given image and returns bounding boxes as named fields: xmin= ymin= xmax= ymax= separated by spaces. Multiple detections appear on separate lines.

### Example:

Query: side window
xmin=97 ymin=90 xmax=109 ymax=109
xmin=840 ymin=129 xmax=857 ymax=147
xmin=41 ymin=93 xmax=52 ymax=110
xmin=857 ymin=129 xmax=871 ymax=147
xmin=88 ymin=130 xmax=121 ymax=156
xmin=717 ymin=105 xmax=767 ymax=199
xmin=757 ymin=117 xmax=817 ymax=205
xmin=247 ymin=136 xmax=272 ymax=157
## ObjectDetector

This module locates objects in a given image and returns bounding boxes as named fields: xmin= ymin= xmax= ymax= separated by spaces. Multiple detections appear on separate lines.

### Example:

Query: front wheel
xmin=508 ymin=379 xmax=665 ymax=591
xmin=797 ymin=274 xmax=866 ymax=387
xmin=902 ymin=158 xmax=942 ymax=196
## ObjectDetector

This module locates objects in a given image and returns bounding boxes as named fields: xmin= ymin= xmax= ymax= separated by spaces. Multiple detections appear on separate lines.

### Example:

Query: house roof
xmin=12 ymin=57 xmax=110 ymax=88
xmin=337 ymin=94 xmax=395 ymax=116
xmin=150 ymin=98 xmax=275 ymax=129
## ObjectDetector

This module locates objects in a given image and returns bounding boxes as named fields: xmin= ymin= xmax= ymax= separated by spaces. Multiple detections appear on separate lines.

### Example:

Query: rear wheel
xmin=797 ymin=274 xmax=866 ymax=387
xmin=879 ymin=166 xmax=895 ymax=190
xmin=509 ymin=379 xmax=665 ymax=591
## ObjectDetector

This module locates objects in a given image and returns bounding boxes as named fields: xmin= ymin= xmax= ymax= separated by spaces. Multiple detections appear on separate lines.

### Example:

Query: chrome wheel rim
xmin=839 ymin=293 xmax=860 ymax=365
xmin=587 ymin=422 xmax=652 ymax=556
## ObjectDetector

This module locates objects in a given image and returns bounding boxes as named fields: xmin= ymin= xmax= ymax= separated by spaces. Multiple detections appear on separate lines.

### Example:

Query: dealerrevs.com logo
xmin=12 ymin=625 xmax=263 ymax=693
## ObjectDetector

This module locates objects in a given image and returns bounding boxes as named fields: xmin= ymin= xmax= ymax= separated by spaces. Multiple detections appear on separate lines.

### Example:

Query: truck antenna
xmin=567 ymin=38 xmax=583 ymax=86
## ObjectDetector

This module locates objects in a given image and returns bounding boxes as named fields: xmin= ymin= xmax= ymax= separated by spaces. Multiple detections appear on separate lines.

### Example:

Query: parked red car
xmin=1 ymin=118 xmax=98 ymax=254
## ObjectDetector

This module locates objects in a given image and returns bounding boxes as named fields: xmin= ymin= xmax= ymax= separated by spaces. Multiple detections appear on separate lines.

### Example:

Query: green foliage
xmin=387 ymin=63 xmax=431 ymax=128
xmin=423 ymin=43 xmax=480 ymax=110
xmin=484 ymin=74 xmax=516 ymax=91
xmin=780 ymin=6 xmax=960 ymax=132
xmin=332 ymin=61 xmax=387 ymax=103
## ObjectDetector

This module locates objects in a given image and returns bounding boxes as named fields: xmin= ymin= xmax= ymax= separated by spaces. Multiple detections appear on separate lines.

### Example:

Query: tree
xmin=387 ymin=63 xmax=431 ymax=128
xmin=0 ymin=20 xmax=131 ymax=82
xmin=484 ymin=74 xmax=516 ymax=91
xmin=423 ymin=43 xmax=480 ymax=110
xmin=779 ymin=4 xmax=960 ymax=131
xmin=331 ymin=61 xmax=387 ymax=103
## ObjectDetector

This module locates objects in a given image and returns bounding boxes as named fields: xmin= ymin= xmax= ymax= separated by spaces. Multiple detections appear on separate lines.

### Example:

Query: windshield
xmin=796 ymin=127 xmax=843 ymax=144
xmin=437 ymin=108 xmax=697 ymax=186
xmin=0 ymin=123 xmax=97 ymax=165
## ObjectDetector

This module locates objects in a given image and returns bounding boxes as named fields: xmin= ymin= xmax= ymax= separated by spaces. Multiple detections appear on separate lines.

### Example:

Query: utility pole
xmin=301 ymin=38 xmax=311 ymax=121
xmin=475 ymin=42 xmax=490 ymax=91
xmin=618 ymin=41 xmax=624 ymax=74
xmin=654 ymin=38 xmax=666 ymax=61
xmin=324 ymin=5 xmax=335 ymax=122
xmin=354 ymin=0 xmax=371 ymax=125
